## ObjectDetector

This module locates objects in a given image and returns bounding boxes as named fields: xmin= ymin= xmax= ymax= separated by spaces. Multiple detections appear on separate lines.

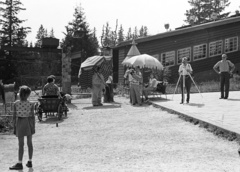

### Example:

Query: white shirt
xmin=178 ymin=63 xmax=193 ymax=76
xmin=149 ymin=78 xmax=158 ymax=88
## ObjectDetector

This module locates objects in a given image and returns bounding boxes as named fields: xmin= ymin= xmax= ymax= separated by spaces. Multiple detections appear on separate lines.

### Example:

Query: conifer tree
xmin=35 ymin=24 xmax=45 ymax=47
xmin=62 ymin=4 xmax=99 ymax=59
xmin=0 ymin=0 xmax=30 ymax=46
xmin=117 ymin=24 xmax=124 ymax=44
xmin=185 ymin=0 xmax=230 ymax=25
xmin=126 ymin=28 xmax=132 ymax=41
xmin=49 ymin=28 xmax=55 ymax=38
xmin=0 ymin=0 xmax=30 ymax=82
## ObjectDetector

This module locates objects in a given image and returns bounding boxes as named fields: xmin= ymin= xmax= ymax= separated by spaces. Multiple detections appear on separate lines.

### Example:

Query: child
xmin=9 ymin=85 xmax=35 ymax=170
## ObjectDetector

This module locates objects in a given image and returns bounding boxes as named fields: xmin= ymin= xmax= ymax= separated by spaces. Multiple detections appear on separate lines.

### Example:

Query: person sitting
xmin=42 ymin=76 xmax=60 ymax=98
xmin=142 ymin=73 xmax=158 ymax=102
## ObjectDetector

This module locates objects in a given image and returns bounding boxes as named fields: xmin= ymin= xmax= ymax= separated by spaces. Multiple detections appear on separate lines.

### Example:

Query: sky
xmin=18 ymin=0 xmax=240 ymax=45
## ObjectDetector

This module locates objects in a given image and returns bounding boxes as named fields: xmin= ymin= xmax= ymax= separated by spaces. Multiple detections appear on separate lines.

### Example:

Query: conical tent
xmin=122 ymin=39 xmax=141 ymax=64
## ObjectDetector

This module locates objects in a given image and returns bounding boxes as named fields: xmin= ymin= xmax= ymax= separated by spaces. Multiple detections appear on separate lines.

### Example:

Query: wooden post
xmin=62 ymin=52 xmax=71 ymax=95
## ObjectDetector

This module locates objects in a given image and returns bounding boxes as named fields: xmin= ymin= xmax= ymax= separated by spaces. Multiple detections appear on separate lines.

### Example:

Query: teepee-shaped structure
xmin=122 ymin=39 xmax=141 ymax=64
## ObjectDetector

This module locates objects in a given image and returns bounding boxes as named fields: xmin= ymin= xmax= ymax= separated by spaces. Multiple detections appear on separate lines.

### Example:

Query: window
xmin=193 ymin=44 xmax=207 ymax=60
xmin=177 ymin=47 xmax=191 ymax=64
xmin=161 ymin=51 xmax=175 ymax=67
xmin=225 ymin=37 xmax=238 ymax=53
xmin=209 ymin=40 xmax=222 ymax=57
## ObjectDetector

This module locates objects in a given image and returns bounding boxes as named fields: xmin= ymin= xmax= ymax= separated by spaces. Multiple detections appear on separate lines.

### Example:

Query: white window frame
xmin=177 ymin=47 xmax=191 ymax=64
xmin=224 ymin=36 xmax=238 ymax=53
xmin=161 ymin=51 xmax=175 ymax=67
xmin=193 ymin=43 xmax=207 ymax=61
xmin=209 ymin=40 xmax=223 ymax=57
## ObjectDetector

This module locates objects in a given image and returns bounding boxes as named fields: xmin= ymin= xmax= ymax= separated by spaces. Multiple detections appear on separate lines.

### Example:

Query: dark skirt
xmin=104 ymin=83 xmax=114 ymax=103
xmin=15 ymin=116 xmax=35 ymax=137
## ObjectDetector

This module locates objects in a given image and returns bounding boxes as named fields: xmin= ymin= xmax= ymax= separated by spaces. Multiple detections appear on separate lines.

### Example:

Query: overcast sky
xmin=18 ymin=0 xmax=240 ymax=44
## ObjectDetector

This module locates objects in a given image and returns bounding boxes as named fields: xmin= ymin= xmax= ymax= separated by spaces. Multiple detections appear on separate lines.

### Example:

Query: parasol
xmin=123 ymin=54 xmax=164 ymax=70
xmin=78 ymin=55 xmax=112 ymax=76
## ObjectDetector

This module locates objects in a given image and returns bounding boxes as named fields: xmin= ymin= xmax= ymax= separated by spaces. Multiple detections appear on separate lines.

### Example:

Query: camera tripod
xmin=172 ymin=73 xmax=203 ymax=104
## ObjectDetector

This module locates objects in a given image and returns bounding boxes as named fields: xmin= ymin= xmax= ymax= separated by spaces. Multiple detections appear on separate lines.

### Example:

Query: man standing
xmin=178 ymin=57 xmax=193 ymax=104
xmin=92 ymin=66 xmax=105 ymax=106
xmin=213 ymin=54 xmax=235 ymax=99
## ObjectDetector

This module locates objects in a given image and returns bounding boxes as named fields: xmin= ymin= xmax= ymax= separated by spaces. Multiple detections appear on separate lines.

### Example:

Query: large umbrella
xmin=78 ymin=55 xmax=112 ymax=76
xmin=123 ymin=54 xmax=164 ymax=70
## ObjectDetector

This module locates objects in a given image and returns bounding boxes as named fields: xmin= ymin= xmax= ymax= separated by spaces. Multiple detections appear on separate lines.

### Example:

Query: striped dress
xmin=13 ymin=100 xmax=35 ymax=137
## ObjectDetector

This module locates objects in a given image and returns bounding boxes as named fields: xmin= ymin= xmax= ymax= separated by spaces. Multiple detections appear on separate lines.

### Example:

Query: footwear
xmin=219 ymin=97 xmax=224 ymax=99
xmin=98 ymin=103 xmax=103 ymax=106
xmin=224 ymin=97 xmax=228 ymax=99
xmin=9 ymin=163 xmax=23 ymax=170
xmin=180 ymin=102 xmax=183 ymax=104
xmin=26 ymin=161 xmax=32 ymax=168
xmin=186 ymin=101 xmax=189 ymax=104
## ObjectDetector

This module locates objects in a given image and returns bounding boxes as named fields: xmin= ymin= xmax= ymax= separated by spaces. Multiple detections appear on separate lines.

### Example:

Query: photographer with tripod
xmin=178 ymin=57 xmax=193 ymax=104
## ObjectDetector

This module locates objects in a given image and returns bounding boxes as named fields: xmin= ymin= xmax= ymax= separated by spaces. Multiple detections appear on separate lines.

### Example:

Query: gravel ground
xmin=0 ymin=96 xmax=240 ymax=172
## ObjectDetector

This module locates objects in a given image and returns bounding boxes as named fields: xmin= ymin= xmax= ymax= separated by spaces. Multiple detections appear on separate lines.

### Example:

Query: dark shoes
xmin=93 ymin=103 xmax=103 ymax=106
xmin=219 ymin=97 xmax=224 ymax=99
xmin=9 ymin=163 xmax=23 ymax=170
xmin=144 ymin=98 xmax=149 ymax=102
xmin=26 ymin=161 xmax=32 ymax=168
xmin=219 ymin=97 xmax=228 ymax=99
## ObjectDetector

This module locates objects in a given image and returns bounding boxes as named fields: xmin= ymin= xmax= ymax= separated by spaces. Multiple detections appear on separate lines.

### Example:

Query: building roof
xmin=114 ymin=15 xmax=240 ymax=49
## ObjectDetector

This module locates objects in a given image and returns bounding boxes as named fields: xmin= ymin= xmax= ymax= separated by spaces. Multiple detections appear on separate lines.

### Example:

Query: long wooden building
xmin=112 ymin=15 xmax=240 ymax=84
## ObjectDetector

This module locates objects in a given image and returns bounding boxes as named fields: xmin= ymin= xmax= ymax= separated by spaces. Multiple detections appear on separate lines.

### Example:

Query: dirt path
xmin=0 ymin=96 xmax=240 ymax=172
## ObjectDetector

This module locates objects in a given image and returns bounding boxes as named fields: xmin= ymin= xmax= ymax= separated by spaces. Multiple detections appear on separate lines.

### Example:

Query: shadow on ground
xmin=226 ymin=98 xmax=240 ymax=101
xmin=38 ymin=115 xmax=67 ymax=124
xmin=186 ymin=103 xmax=205 ymax=108
xmin=67 ymin=103 xmax=78 ymax=109
xmin=150 ymin=98 xmax=171 ymax=102
xmin=83 ymin=104 xmax=122 ymax=110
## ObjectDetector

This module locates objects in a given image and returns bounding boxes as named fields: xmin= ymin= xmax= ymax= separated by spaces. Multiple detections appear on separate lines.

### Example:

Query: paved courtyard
xmin=151 ymin=91 xmax=240 ymax=136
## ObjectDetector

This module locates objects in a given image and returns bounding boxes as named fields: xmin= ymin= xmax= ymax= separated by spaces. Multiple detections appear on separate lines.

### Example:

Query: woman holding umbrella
xmin=130 ymin=66 xmax=143 ymax=106
xmin=92 ymin=66 xmax=106 ymax=106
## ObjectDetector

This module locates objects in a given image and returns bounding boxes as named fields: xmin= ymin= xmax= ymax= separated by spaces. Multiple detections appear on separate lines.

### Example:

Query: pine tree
xmin=185 ymin=0 xmax=230 ymax=25
xmin=139 ymin=26 xmax=144 ymax=37
xmin=62 ymin=4 xmax=99 ymax=59
xmin=117 ymin=24 xmax=124 ymax=44
xmin=0 ymin=0 xmax=30 ymax=82
xmin=101 ymin=22 xmax=111 ymax=47
xmin=0 ymin=0 xmax=31 ymax=46
xmin=134 ymin=26 xmax=138 ymax=39
xmin=143 ymin=26 xmax=148 ymax=36
xmin=49 ymin=28 xmax=55 ymax=38
xmin=35 ymin=24 xmax=45 ymax=47
xmin=126 ymin=27 xmax=132 ymax=41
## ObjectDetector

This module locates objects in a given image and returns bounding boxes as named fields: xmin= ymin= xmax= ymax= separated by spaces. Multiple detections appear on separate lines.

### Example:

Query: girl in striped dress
xmin=9 ymin=86 xmax=35 ymax=170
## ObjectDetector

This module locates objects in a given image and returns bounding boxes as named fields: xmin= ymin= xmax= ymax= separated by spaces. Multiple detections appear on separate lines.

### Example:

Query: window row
xmin=157 ymin=36 xmax=238 ymax=67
